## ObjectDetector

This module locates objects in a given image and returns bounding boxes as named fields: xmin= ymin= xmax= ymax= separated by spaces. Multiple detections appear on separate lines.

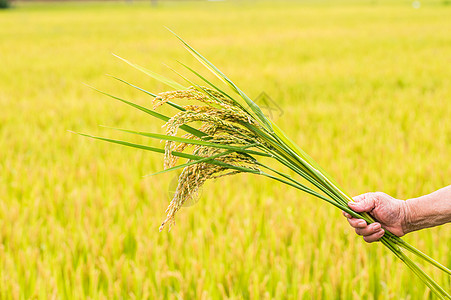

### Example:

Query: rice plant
xmin=79 ymin=33 xmax=451 ymax=298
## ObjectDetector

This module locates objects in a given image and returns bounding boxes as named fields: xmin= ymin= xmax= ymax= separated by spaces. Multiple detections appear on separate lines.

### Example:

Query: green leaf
xmin=103 ymin=126 xmax=268 ymax=156
xmin=147 ymin=143 xmax=259 ymax=176
xmin=108 ymin=75 xmax=187 ymax=112
xmin=176 ymin=61 xmax=237 ymax=102
xmin=72 ymin=132 xmax=261 ymax=175
xmin=86 ymin=85 xmax=207 ymax=138
xmin=176 ymin=61 xmax=253 ymax=115
xmin=113 ymin=53 xmax=187 ymax=90
xmin=86 ymin=84 xmax=168 ymax=121
xmin=71 ymin=131 xmax=165 ymax=154
xmin=167 ymin=29 xmax=272 ymax=131
xmin=166 ymin=65 xmax=238 ymax=111
xmin=271 ymin=121 xmax=352 ymax=203
xmin=107 ymin=75 xmax=157 ymax=97
xmin=147 ymin=149 xmax=234 ymax=176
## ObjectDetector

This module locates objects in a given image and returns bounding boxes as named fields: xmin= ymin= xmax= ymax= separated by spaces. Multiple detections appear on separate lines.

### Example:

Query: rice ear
xmin=159 ymin=153 xmax=259 ymax=231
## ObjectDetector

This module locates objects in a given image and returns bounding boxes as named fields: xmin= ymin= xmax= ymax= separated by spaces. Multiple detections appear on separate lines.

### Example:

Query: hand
xmin=343 ymin=192 xmax=409 ymax=243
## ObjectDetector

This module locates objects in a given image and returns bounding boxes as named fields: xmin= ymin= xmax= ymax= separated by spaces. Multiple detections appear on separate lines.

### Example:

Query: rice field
xmin=1 ymin=0 xmax=451 ymax=298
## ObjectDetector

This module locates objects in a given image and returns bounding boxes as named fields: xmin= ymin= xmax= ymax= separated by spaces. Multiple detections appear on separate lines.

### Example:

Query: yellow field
xmin=1 ymin=1 xmax=451 ymax=298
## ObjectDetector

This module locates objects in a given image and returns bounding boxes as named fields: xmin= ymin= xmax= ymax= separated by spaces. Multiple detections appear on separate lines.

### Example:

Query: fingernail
xmin=373 ymin=223 xmax=381 ymax=230
xmin=358 ymin=221 xmax=366 ymax=226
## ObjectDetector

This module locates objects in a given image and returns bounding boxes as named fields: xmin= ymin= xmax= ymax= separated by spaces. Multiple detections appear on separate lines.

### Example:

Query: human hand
xmin=343 ymin=192 xmax=409 ymax=243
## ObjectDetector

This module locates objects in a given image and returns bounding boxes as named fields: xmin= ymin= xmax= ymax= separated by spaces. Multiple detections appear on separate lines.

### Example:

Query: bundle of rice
xmin=78 ymin=33 xmax=451 ymax=298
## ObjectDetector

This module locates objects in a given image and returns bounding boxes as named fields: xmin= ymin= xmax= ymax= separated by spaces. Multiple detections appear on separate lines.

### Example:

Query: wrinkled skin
xmin=343 ymin=192 xmax=408 ymax=243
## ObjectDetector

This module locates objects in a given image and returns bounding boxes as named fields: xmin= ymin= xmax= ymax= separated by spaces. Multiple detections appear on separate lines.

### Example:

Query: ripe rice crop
xmin=80 ymin=32 xmax=451 ymax=299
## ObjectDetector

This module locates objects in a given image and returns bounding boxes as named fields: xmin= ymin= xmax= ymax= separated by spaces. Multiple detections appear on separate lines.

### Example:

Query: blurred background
xmin=1 ymin=0 xmax=450 ymax=298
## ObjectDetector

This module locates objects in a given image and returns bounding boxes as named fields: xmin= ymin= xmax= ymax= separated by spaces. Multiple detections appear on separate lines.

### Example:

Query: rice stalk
xmin=80 ymin=35 xmax=451 ymax=299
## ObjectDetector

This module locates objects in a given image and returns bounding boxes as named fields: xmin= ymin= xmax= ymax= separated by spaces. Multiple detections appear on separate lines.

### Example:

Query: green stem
xmin=259 ymin=171 xmax=369 ymax=221
xmin=266 ymin=152 xmax=352 ymax=212
xmin=393 ymin=238 xmax=451 ymax=276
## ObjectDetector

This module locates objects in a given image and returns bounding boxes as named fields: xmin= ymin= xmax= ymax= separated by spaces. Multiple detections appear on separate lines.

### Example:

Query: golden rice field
xmin=1 ymin=1 xmax=451 ymax=298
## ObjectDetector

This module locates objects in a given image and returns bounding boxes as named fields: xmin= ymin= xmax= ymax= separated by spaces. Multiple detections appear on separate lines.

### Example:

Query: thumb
xmin=349 ymin=194 xmax=376 ymax=213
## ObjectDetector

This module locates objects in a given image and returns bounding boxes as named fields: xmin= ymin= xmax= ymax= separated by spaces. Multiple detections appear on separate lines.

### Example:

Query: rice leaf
xmin=107 ymin=75 xmax=157 ymax=97
xmin=167 ymin=29 xmax=272 ymax=130
xmin=71 ymin=132 xmax=165 ymax=154
xmin=103 ymin=126 xmax=269 ymax=156
xmin=73 ymin=132 xmax=261 ymax=175
xmin=166 ymin=65 xmax=238 ymax=110
xmin=146 ymin=148 xmax=251 ymax=176
xmin=107 ymin=75 xmax=188 ymax=112
xmin=86 ymin=85 xmax=207 ymax=138
xmin=113 ymin=53 xmax=187 ymax=90
xmin=176 ymin=61 xmax=256 ymax=116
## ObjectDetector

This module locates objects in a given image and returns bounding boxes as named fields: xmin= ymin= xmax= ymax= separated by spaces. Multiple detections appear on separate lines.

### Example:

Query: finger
xmin=342 ymin=211 xmax=352 ymax=219
xmin=349 ymin=193 xmax=377 ymax=213
xmin=363 ymin=229 xmax=385 ymax=243
xmin=352 ymin=193 xmax=368 ymax=202
xmin=347 ymin=218 xmax=367 ymax=228
xmin=355 ymin=223 xmax=381 ymax=236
